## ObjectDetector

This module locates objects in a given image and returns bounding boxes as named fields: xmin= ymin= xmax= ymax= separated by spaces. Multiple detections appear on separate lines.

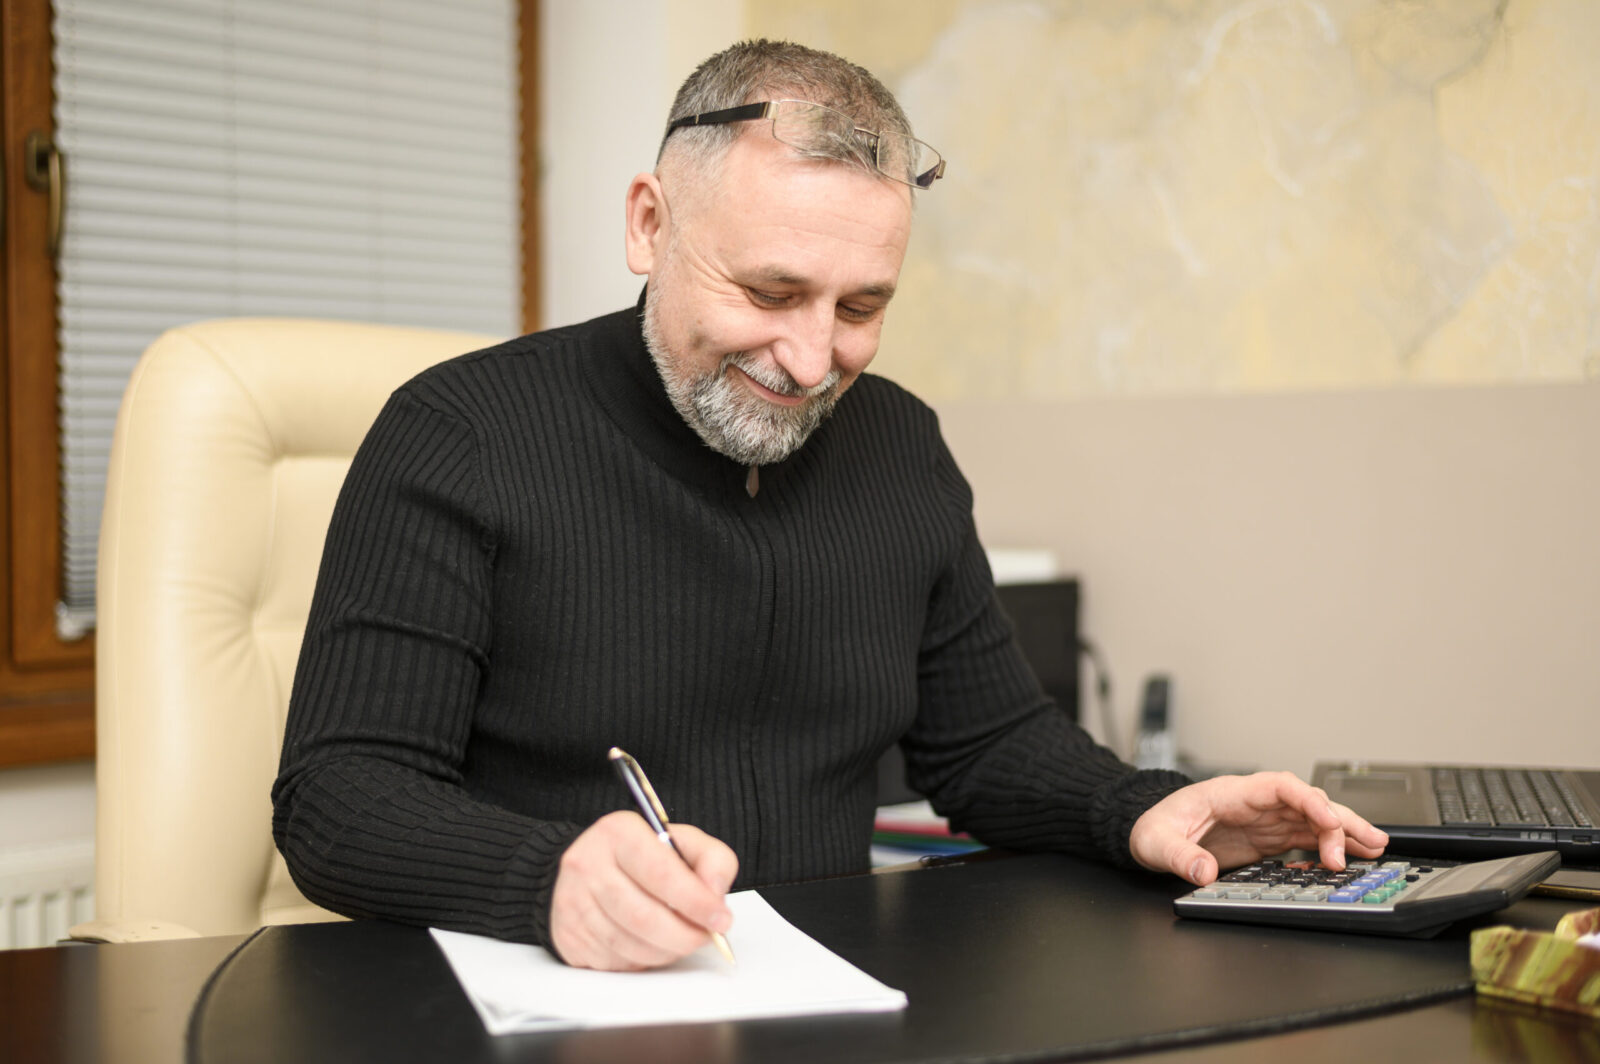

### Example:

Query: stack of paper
xmin=871 ymin=799 xmax=985 ymax=866
xmin=431 ymin=891 xmax=907 ymax=1034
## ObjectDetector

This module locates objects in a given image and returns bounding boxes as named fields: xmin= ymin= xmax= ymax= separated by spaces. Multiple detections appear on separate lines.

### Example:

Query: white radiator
xmin=0 ymin=840 xmax=95 ymax=950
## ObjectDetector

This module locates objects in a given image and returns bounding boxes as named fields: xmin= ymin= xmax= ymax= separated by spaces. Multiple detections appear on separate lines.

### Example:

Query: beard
xmin=642 ymin=288 xmax=843 ymax=466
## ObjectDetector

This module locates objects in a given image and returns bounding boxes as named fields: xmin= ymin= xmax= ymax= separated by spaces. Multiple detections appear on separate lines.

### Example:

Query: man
xmin=273 ymin=40 xmax=1386 ymax=972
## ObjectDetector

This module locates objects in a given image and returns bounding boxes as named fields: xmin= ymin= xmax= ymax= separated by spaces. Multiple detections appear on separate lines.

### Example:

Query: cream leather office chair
xmin=72 ymin=319 xmax=500 ymax=943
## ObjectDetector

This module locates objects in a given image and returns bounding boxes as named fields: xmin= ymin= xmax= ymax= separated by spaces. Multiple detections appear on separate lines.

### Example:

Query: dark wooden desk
xmin=0 ymin=932 xmax=241 ymax=1064
xmin=3 ymin=855 xmax=1594 ymax=1064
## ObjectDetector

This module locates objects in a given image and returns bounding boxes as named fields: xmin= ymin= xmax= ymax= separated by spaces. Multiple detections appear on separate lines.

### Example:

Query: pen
xmin=607 ymin=746 xmax=737 ymax=965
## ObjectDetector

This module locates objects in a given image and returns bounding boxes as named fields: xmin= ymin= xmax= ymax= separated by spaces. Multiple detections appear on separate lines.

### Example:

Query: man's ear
xmin=624 ymin=172 xmax=668 ymax=276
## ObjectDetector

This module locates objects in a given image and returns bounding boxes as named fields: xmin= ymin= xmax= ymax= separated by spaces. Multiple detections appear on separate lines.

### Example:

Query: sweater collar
xmin=581 ymin=289 xmax=790 ymax=496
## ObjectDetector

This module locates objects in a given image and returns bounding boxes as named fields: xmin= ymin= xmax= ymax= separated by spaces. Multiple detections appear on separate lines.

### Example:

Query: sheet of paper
xmin=430 ymin=890 xmax=908 ymax=1034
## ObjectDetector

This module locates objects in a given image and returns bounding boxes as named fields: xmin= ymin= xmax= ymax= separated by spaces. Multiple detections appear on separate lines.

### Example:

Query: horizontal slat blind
xmin=52 ymin=0 xmax=520 ymax=638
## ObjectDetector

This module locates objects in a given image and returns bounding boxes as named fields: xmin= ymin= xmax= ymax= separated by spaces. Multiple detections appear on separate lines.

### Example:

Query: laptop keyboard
xmin=1433 ymin=767 xmax=1594 ymax=828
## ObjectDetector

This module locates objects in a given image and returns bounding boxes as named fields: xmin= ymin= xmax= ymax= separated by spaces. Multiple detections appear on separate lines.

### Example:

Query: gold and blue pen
xmin=608 ymin=746 xmax=737 ymax=965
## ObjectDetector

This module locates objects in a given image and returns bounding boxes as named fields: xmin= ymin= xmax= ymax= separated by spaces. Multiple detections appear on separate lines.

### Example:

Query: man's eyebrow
xmin=746 ymin=267 xmax=897 ymax=302
xmin=748 ymin=267 xmax=808 ymax=286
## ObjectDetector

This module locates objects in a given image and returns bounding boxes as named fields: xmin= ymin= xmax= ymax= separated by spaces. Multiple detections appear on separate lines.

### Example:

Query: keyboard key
xmin=1550 ymin=775 xmax=1594 ymax=827
xmin=1530 ymin=771 xmax=1581 ymax=827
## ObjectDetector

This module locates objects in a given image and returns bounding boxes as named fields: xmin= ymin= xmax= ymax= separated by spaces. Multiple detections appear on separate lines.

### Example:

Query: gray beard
xmin=642 ymin=292 xmax=843 ymax=466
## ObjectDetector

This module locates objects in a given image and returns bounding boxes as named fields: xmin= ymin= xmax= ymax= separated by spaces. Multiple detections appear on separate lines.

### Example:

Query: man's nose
xmin=771 ymin=304 xmax=836 ymax=390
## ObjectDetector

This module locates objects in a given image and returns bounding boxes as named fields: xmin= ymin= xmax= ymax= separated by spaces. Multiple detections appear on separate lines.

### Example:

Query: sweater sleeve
xmin=272 ymin=388 xmax=582 ymax=946
xmin=901 ymin=435 xmax=1190 ymax=868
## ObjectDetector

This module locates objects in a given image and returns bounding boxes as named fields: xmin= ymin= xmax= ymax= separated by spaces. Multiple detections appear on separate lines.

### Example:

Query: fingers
xmin=1252 ymin=772 xmax=1389 ymax=870
xmin=550 ymin=811 xmax=737 ymax=971
xmin=667 ymin=822 xmax=741 ymax=897
xmin=1261 ymin=772 xmax=1391 ymax=868
xmin=1314 ymin=831 xmax=1348 ymax=871
xmin=614 ymin=824 xmax=737 ymax=936
xmin=1260 ymin=772 xmax=1348 ymax=869
xmin=1129 ymin=772 xmax=1393 ymax=883
xmin=1320 ymin=799 xmax=1388 ymax=867
xmin=553 ymin=880 xmax=693 ymax=971
xmin=1335 ymin=801 xmax=1390 ymax=854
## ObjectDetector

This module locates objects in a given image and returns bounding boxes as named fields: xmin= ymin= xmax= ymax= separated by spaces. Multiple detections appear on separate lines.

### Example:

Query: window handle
xmin=24 ymin=131 xmax=65 ymax=260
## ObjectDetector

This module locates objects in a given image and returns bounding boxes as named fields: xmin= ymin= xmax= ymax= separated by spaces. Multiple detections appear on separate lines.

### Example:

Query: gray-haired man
xmin=274 ymin=40 xmax=1385 ymax=972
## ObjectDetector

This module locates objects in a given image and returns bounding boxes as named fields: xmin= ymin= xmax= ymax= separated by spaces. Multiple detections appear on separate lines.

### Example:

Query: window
xmin=0 ymin=0 xmax=542 ymax=766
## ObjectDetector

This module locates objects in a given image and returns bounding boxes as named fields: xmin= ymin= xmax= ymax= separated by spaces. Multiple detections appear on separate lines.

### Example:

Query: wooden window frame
xmin=0 ymin=0 xmax=542 ymax=768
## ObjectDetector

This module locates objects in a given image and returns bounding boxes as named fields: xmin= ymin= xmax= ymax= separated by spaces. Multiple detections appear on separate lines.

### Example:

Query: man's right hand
xmin=549 ymin=810 xmax=739 ymax=970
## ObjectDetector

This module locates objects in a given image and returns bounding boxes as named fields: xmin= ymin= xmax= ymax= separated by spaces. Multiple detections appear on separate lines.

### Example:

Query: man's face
xmin=631 ymin=129 xmax=914 ymax=465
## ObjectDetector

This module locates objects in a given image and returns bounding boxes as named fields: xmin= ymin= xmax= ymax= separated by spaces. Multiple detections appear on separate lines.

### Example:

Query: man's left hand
xmin=1128 ymin=771 xmax=1389 ymax=885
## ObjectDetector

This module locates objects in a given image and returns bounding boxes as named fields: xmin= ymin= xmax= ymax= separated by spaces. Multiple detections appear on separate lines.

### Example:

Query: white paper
xmin=430 ymin=890 xmax=908 ymax=1034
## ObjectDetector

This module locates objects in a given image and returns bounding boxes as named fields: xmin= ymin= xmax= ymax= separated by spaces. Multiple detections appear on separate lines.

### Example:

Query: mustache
xmin=719 ymin=353 xmax=841 ymax=398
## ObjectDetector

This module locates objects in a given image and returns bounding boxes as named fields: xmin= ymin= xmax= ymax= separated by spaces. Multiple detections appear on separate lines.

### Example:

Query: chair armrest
xmin=68 ymin=918 xmax=205 ymax=943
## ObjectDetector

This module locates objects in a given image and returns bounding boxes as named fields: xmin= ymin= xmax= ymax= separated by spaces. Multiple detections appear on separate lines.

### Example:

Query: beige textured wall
xmin=749 ymin=0 xmax=1600 ymax=397
xmin=743 ymin=1 xmax=1600 ymax=772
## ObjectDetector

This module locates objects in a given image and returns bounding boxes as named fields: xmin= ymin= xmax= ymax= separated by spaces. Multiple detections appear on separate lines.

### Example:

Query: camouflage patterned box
xmin=1470 ymin=907 xmax=1600 ymax=1021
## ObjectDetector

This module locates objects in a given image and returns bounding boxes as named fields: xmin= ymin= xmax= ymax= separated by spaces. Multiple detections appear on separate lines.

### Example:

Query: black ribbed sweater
xmin=272 ymin=302 xmax=1188 ymax=947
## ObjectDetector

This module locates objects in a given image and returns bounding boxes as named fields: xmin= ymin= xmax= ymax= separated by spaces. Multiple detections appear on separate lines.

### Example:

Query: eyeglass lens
xmin=768 ymin=101 xmax=942 ymax=189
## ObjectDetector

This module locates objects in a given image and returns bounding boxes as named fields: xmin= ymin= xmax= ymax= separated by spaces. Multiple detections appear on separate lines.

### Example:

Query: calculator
xmin=1173 ymin=850 xmax=1561 ymax=937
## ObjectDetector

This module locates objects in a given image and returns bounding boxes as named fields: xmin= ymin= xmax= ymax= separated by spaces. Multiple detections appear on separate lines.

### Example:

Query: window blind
xmin=52 ymin=0 xmax=521 ymax=639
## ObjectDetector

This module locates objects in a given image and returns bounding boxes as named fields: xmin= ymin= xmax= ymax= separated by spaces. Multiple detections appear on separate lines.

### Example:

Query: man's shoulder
xmin=831 ymin=373 xmax=970 ymax=502
xmin=397 ymin=307 xmax=633 ymax=415
xmin=848 ymin=371 xmax=931 ymax=409
xmin=841 ymin=372 xmax=942 ymax=436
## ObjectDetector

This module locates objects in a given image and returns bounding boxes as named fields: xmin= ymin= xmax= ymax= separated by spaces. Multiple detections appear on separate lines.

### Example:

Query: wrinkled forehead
xmin=671 ymin=123 xmax=912 ymax=229
xmin=694 ymin=160 xmax=912 ymax=298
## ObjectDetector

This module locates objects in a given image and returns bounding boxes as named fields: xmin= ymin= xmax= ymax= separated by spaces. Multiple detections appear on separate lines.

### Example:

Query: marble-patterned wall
xmin=747 ymin=0 xmax=1600 ymax=398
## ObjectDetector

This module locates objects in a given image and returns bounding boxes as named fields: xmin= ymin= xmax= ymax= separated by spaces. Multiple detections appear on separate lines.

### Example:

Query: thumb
xmin=1130 ymin=811 xmax=1218 ymax=885
xmin=1169 ymin=844 xmax=1218 ymax=886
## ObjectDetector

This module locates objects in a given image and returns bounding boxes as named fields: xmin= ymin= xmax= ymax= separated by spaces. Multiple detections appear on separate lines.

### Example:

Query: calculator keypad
xmin=1174 ymin=849 xmax=1559 ymax=937
xmin=1187 ymin=858 xmax=1434 ymax=909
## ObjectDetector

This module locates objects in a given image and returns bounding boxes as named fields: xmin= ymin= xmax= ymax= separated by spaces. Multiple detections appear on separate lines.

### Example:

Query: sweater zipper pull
xmin=745 ymin=464 xmax=759 ymax=498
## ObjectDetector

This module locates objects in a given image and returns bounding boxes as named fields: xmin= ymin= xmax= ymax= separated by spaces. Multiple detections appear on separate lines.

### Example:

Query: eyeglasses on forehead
xmin=665 ymin=99 xmax=946 ymax=190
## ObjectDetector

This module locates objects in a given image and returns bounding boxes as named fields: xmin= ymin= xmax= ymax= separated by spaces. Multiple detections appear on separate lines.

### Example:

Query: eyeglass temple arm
xmin=664 ymin=102 xmax=947 ymax=189
xmin=665 ymin=101 xmax=772 ymax=135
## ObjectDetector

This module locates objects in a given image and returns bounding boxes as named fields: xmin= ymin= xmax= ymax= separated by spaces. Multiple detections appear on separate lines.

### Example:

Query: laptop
xmin=1311 ymin=761 xmax=1600 ymax=864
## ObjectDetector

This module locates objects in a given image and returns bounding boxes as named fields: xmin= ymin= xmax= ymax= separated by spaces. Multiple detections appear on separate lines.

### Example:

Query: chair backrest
xmin=93 ymin=318 xmax=500 ymax=938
